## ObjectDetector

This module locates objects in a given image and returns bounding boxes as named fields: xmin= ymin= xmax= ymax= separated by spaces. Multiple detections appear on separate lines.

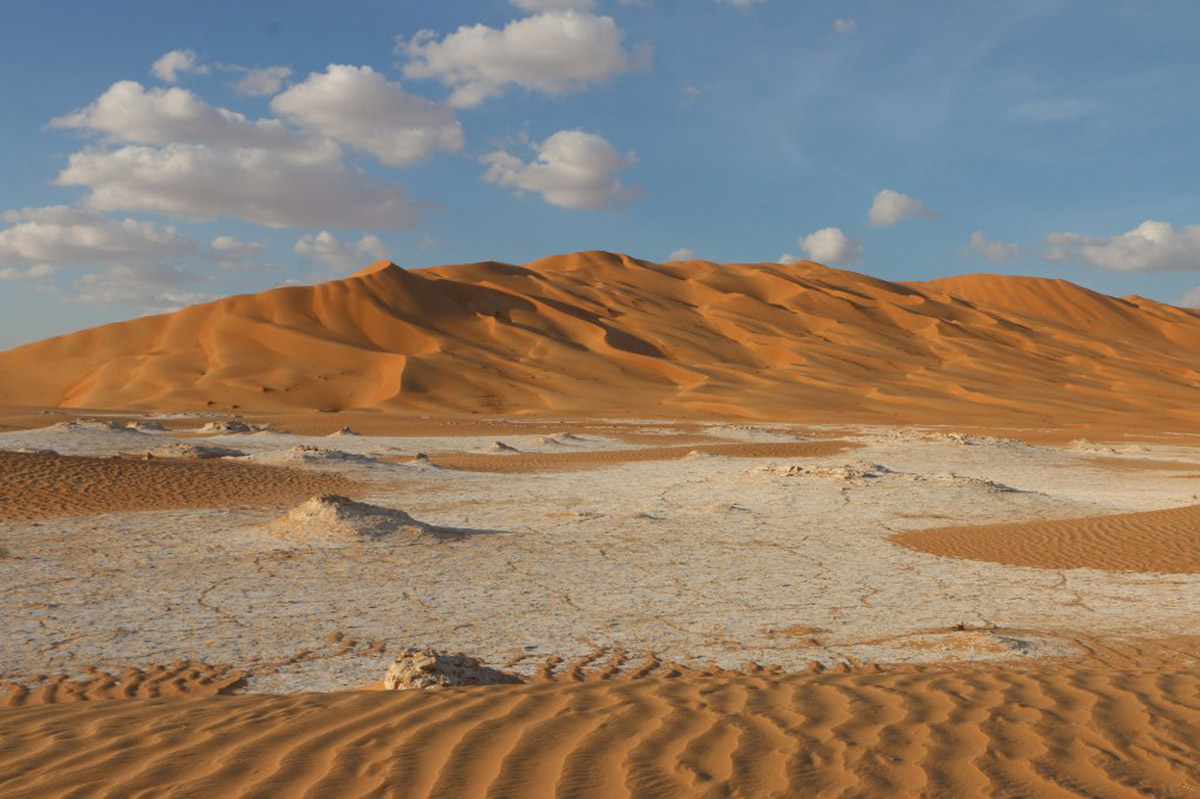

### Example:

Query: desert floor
xmin=1 ymin=409 xmax=1198 ymax=797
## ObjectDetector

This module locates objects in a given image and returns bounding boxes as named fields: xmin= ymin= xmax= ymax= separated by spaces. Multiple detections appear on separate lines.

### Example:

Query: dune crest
xmin=3 ymin=251 xmax=1200 ymax=427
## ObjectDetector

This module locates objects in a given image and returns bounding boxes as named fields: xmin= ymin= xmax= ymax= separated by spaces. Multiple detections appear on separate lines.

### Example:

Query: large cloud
xmin=797 ymin=227 xmax=863 ymax=265
xmin=57 ymin=144 xmax=423 ymax=230
xmin=869 ymin=189 xmax=937 ymax=227
xmin=294 ymin=230 xmax=389 ymax=270
xmin=272 ymin=65 xmax=463 ymax=166
xmin=481 ymin=130 xmax=639 ymax=210
xmin=51 ymin=81 xmax=332 ymax=161
xmin=0 ymin=206 xmax=194 ymax=267
xmin=402 ymin=11 xmax=648 ymax=108
xmin=1044 ymin=221 xmax=1200 ymax=272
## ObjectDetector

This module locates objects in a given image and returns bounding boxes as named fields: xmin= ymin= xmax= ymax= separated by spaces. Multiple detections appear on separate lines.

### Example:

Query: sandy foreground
xmin=1 ymin=411 xmax=1199 ymax=796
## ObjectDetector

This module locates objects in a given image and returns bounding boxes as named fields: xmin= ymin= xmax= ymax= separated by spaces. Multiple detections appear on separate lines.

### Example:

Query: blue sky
xmin=2 ymin=0 xmax=1199 ymax=348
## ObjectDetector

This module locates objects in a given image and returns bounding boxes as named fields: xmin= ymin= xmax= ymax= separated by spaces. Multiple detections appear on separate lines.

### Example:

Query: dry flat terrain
xmin=1 ymin=255 xmax=1199 ymax=798
xmin=0 ymin=414 xmax=1198 ymax=797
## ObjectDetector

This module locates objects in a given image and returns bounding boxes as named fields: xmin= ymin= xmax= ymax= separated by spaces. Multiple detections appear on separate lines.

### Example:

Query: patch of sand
xmin=1083 ymin=456 xmax=1200 ymax=471
xmin=0 ymin=450 xmax=359 ymax=520
xmin=893 ymin=503 xmax=1200 ymax=573
xmin=1 ymin=662 xmax=246 ymax=707
xmin=0 ymin=666 xmax=1196 ymax=798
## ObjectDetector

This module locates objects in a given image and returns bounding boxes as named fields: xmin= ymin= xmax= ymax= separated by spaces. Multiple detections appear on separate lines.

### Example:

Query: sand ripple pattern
xmin=2 ymin=662 xmax=246 ymax=707
xmin=1 ymin=668 xmax=1197 ymax=798
xmin=0 ymin=450 xmax=358 ymax=520
xmin=894 ymin=503 xmax=1200 ymax=573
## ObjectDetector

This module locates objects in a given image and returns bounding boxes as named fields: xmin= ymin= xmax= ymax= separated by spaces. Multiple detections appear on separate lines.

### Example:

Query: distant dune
xmin=3 ymin=251 xmax=1199 ymax=426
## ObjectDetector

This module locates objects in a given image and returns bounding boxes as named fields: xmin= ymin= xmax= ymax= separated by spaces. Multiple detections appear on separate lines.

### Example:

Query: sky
xmin=1 ymin=0 xmax=1199 ymax=349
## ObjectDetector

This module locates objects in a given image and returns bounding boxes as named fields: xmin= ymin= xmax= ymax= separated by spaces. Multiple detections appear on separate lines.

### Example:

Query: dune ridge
xmin=894 ymin=502 xmax=1200 ymax=573
xmin=0 ymin=450 xmax=359 ymax=520
xmin=2 ymin=252 xmax=1200 ymax=426
xmin=1 ymin=666 xmax=1197 ymax=799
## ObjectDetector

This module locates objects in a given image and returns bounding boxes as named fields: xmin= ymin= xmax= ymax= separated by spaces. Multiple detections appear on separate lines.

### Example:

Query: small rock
xmin=198 ymin=420 xmax=254 ymax=434
xmin=383 ymin=648 xmax=523 ymax=690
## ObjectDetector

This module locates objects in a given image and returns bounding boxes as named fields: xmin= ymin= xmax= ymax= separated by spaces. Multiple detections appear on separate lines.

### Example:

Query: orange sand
xmin=894 ymin=503 xmax=1200 ymax=573
xmin=2 ymin=662 xmax=246 ymax=708
xmin=2 ymin=253 xmax=1200 ymax=429
xmin=0 ymin=666 xmax=1196 ymax=798
xmin=0 ymin=450 xmax=359 ymax=520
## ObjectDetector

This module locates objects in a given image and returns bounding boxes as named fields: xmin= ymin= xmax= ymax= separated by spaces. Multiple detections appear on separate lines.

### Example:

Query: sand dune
xmin=3 ymin=252 xmax=1200 ymax=427
xmin=894 ymin=502 xmax=1200 ymax=573
xmin=1 ymin=666 xmax=1196 ymax=798
xmin=0 ymin=450 xmax=358 ymax=520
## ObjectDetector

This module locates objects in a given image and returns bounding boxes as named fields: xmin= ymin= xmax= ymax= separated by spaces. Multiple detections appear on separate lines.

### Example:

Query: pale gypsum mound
xmin=894 ymin=502 xmax=1200 ymax=573
xmin=0 ymin=450 xmax=358 ymax=521
xmin=414 ymin=440 xmax=855 ymax=473
xmin=3 ymin=252 xmax=1200 ymax=429
xmin=145 ymin=443 xmax=246 ymax=459
xmin=383 ymin=648 xmax=522 ymax=690
xmin=1 ymin=668 xmax=1197 ymax=798
xmin=265 ymin=495 xmax=431 ymax=544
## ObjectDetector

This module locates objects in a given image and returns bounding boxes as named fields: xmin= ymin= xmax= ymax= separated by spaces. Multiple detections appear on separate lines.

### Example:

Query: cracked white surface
xmin=2 ymin=422 xmax=1198 ymax=691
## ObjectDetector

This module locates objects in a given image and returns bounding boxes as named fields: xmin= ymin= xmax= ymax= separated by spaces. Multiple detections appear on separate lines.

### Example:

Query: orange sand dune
xmin=0 ymin=450 xmax=358 ymax=520
xmin=3 ymin=252 xmax=1200 ymax=427
xmin=1 ymin=667 xmax=1196 ymax=798
xmin=894 ymin=503 xmax=1200 ymax=573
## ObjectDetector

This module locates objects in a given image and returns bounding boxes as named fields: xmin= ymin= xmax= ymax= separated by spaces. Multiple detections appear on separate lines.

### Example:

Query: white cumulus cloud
xmin=272 ymin=65 xmax=463 ymax=166
xmin=295 ymin=230 xmax=389 ymax=270
xmin=869 ymin=189 xmax=937 ymax=227
xmin=668 ymin=248 xmax=698 ymax=261
xmin=481 ymin=130 xmax=639 ymax=210
xmin=797 ymin=227 xmax=862 ymax=265
xmin=1044 ymin=221 xmax=1200 ymax=272
xmin=0 ymin=264 xmax=56 ymax=281
xmin=1182 ymin=286 xmax=1200 ymax=307
xmin=151 ymin=49 xmax=208 ymax=83
xmin=967 ymin=230 xmax=1020 ymax=263
xmin=833 ymin=18 xmax=857 ymax=34
xmin=210 ymin=235 xmax=265 ymax=259
xmin=402 ymin=11 xmax=649 ymax=108
xmin=51 ymin=81 xmax=331 ymax=161
xmin=234 ymin=65 xmax=293 ymax=96
xmin=57 ymin=144 xmax=422 ymax=230
xmin=0 ymin=207 xmax=194 ymax=267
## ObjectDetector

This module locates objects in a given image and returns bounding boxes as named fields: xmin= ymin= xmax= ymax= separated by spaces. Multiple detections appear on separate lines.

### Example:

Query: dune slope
xmin=3 ymin=252 xmax=1200 ymax=426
